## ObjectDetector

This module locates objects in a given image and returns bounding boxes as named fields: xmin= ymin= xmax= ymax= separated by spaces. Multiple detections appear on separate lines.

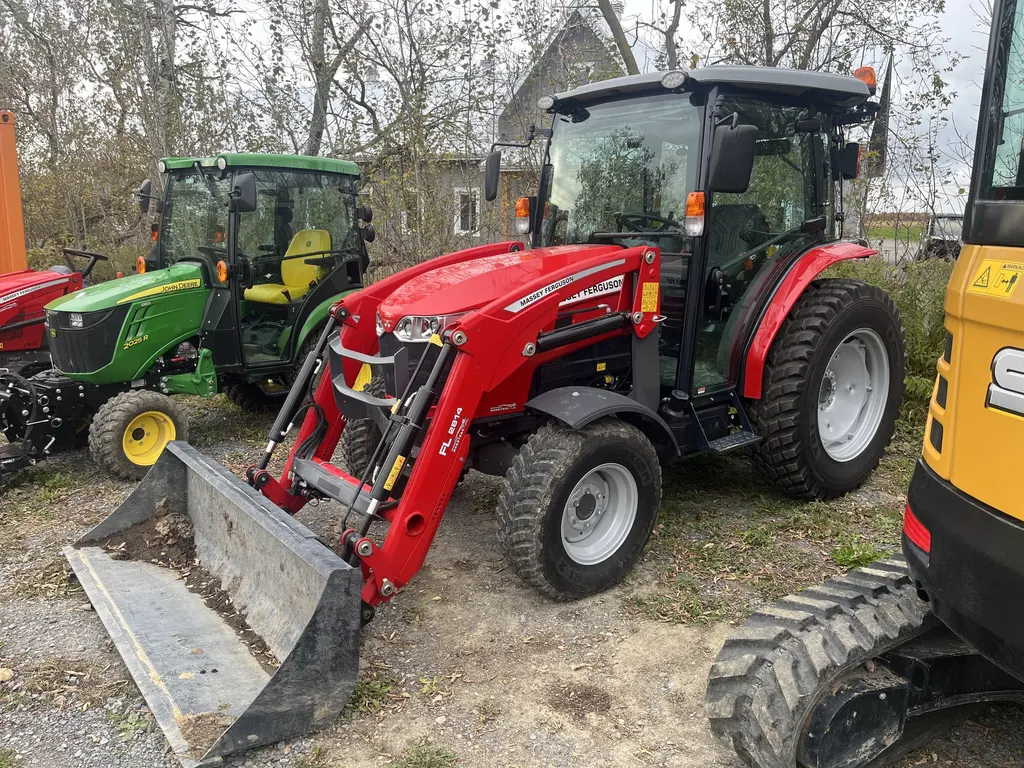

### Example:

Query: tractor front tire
xmin=89 ymin=390 xmax=188 ymax=480
xmin=751 ymin=278 xmax=905 ymax=500
xmin=340 ymin=377 xmax=385 ymax=480
xmin=496 ymin=419 xmax=661 ymax=601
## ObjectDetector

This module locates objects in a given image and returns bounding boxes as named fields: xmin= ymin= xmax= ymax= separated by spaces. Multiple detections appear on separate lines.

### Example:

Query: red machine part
xmin=260 ymin=241 xmax=660 ymax=606
xmin=741 ymin=241 xmax=876 ymax=399
xmin=0 ymin=269 xmax=82 ymax=352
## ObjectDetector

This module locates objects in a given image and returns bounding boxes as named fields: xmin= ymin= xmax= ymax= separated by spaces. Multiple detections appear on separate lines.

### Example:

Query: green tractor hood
xmin=44 ymin=263 xmax=211 ymax=385
xmin=46 ymin=263 xmax=206 ymax=313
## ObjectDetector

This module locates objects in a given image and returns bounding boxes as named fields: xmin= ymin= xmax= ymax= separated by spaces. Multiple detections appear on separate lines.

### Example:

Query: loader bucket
xmin=63 ymin=442 xmax=362 ymax=767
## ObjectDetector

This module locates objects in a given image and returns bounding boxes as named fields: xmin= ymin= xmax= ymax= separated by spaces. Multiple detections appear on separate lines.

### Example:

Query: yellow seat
xmin=244 ymin=229 xmax=331 ymax=305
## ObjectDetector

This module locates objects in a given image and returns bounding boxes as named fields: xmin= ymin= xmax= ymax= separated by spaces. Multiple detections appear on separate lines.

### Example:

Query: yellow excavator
xmin=706 ymin=3 xmax=1024 ymax=766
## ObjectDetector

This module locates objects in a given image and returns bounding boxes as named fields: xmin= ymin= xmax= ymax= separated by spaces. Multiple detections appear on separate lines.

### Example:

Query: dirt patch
xmin=545 ymin=681 xmax=612 ymax=723
xmin=176 ymin=712 xmax=235 ymax=758
xmin=98 ymin=503 xmax=277 ymax=668
xmin=0 ymin=656 xmax=129 ymax=710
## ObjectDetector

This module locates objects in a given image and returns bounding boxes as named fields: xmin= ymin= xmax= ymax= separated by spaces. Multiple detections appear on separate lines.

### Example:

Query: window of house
xmin=454 ymin=187 xmax=480 ymax=235
xmin=400 ymin=188 xmax=419 ymax=235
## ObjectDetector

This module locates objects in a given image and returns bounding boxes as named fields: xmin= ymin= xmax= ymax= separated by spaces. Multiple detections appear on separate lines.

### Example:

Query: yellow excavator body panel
xmin=923 ymin=243 xmax=1024 ymax=521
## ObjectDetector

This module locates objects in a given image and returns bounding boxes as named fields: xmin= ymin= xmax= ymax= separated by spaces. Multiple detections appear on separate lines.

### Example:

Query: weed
xmin=344 ymin=671 xmax=398 ymax=717
xmin=388 ymin=746 xmax=458 ymax=768
xmin=476 ymin=699 xmax=501 ymax=724
xmin=296 ymin=745 xmax=326 ymax=766
xmin=0 ymin=748 xmax=15 ymax=768
xmin=831 ymin=539 xmax=889 ymax=569
xmin=106 ymin=709 xmax=150 ymax=742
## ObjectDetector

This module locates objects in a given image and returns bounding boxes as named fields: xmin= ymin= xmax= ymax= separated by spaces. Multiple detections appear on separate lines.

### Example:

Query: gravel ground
xmin=2 ymin=397 xmax=1022 ymax=768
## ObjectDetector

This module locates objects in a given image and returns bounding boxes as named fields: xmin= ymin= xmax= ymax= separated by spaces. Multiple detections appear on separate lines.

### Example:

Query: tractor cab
xmin=146 ymin=154 xmax=370 ymax=371
xmin=489 ymin=66 xmax=876 ymax=399
xmin=142 ymin=154 xmax=370 ymax=370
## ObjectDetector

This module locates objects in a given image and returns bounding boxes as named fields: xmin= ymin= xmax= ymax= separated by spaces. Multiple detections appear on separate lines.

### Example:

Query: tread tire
xmin=224 ymin=381 xmax=283 ymax=414
xmin=706 ymin=556 xmax=934 ymax=768
xmin=496 ymin=419 xmax=661 ymax=601
xmin=751 ymin=279 xmax=906 ymax=500
xmin=340 ymin=377 xmax=385 ymax=480
xmin=89 ymin=389 xmax=188 ymax=480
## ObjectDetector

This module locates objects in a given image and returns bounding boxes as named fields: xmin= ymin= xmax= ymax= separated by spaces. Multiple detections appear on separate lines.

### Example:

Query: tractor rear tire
xmin=339 ymin=377 xmax=385 ymax=480
xmin=89 ymin=390 xmax=187 ymax=480
xmin=751 ymin=279 xmax=905 ymax=500
xmin=224 ymin=381 xmax=285 ymax=414
xmin=496 ymin=419 xmax=661 ymax=601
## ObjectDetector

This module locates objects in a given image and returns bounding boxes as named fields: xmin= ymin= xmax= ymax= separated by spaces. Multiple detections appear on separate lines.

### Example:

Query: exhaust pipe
xmin=64 ymin=442 xmax=362 ymax=766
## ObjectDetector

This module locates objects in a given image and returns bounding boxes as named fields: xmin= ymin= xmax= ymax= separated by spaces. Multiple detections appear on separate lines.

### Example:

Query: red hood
xmin=378 ymin=244 xmax=622 ymax=329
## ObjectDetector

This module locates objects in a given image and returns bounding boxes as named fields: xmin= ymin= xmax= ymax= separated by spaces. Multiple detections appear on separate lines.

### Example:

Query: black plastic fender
xmin=526 ymin=386 xmax=679 ymax=456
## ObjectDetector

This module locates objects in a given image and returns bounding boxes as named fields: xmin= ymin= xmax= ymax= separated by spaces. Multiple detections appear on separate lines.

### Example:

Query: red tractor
xmin=66 ymin=65 xmax=906 ymax=763
xmin=0 ymin=111 xmax=108 ymax=375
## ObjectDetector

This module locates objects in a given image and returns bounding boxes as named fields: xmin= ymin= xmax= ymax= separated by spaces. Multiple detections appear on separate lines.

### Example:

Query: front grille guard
xmin=328 ymin=334 xmax=408 ymax=432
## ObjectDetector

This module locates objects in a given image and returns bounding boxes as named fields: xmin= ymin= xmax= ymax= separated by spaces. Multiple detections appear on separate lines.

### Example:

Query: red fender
xmin=742 ymin=241 xmax=877 ymax=399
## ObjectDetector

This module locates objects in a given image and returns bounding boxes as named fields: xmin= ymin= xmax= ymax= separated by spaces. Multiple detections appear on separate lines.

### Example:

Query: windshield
xmin=159 ymin=171 xmax=231 ymax=265
xmin=539 ymin=93 xmax=702 ymax=250
xmin=237 ymin=170 xmax=358 ymax=259
xmin=931 ymin=216 xmax=963 ymax=239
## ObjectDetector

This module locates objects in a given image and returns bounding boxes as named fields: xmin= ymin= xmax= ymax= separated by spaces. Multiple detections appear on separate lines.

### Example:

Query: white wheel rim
xmin=561 ymin=462 xmax=638 ymax=566
xmin=816 ymin=328 xmax=890 ymax=463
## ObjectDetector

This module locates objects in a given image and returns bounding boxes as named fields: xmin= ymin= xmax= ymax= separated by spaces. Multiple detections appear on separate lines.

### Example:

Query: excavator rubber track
xmin=705 ymin=556 xmax=935 ymax=768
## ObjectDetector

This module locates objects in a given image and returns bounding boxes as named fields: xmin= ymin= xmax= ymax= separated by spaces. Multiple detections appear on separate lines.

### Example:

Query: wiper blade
xmin=192 ymin=161 xmax=221 ymax=202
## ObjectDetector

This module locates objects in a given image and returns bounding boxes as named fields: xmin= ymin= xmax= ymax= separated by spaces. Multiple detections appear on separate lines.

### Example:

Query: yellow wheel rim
xmin=121 ymin=410 xmax=176 ymax=466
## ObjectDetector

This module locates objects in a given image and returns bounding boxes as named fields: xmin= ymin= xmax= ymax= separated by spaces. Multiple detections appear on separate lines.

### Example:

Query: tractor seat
xmin=244 ymin=229 xmax=331 ymax=305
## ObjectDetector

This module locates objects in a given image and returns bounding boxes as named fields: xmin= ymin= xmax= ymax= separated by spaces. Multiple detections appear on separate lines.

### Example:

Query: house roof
xmin=550 ymin=66 xmax=872 ymax=110
xmin=508 ymin=3 xmax=622 ymax=104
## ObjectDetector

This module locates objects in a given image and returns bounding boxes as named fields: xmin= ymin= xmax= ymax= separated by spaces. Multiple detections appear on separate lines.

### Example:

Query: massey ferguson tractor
xmin=65 ymin=65 xmax=905 ymax=764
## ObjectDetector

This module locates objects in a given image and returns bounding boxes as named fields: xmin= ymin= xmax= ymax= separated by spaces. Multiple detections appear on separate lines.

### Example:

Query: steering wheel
xmin=197 ymin=246 xmax=228 ymax=257
xmin=61 ymin=247 xmax=109 ymax=280
xmin=617 ymin=212 xmax=684 ymax=233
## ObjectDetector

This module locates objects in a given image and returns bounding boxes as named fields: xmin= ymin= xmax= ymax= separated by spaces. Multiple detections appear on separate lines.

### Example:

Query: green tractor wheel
xmin=89 ymin=390 xmax=188 ymax=480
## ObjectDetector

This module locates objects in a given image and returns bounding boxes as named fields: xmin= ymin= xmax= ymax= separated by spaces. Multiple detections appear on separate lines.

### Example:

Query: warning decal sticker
xmin=968 ymin=259 xmax=1024 ymax=299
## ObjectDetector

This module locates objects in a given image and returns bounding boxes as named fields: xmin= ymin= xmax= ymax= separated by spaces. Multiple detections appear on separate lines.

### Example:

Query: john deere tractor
xmin=0 ymin=153 xmax=372 ymax=480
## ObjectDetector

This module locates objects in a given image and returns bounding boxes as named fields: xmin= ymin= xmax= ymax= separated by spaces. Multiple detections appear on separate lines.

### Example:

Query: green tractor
xmin=0 ymin=153 xmax=372 ymax=480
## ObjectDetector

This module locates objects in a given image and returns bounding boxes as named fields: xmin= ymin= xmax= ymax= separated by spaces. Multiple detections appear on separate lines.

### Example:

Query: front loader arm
xmin=257 ymin=243 xmax=661 ymax=607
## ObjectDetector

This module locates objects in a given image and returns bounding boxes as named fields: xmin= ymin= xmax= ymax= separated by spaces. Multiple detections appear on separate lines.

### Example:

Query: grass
xmin=0 ymin=748 xmax=15 ymax=768
xmin=629 ymin=422 xmax=918 ymax=625
xmin=0 ymin=657 xmax=131 ymax=711
xmin=388 ymin=746 xmax=458 ymax=768
xmin=343 ymin=670 xmax=402 ymax=717
xmin=865 ymin=224 xmax=923 ymax=241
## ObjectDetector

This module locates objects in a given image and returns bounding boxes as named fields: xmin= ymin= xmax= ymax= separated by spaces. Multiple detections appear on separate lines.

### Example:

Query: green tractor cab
xmin=0 ymin=153 xmax=372 ymax=481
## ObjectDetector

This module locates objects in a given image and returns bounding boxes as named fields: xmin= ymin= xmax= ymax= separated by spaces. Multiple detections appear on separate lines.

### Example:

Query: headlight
xmin=375 ymin=312 xmax=385 ymax=337
xmin=392 ymin=313 xmax=466 ymax=342
xmin=69 ymin=313 xmax=83 ymax=328
xmin=158 ymin=160 xmax=167 ymax=174
xmin=217 ymin=156 xmax=227 ymax=171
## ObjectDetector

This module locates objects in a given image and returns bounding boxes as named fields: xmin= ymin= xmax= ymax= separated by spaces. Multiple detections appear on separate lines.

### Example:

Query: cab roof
xmin=160 ymin=153 xmax=360 ymax=177
xmin=551 ymin=66 xmax=872 ymax=111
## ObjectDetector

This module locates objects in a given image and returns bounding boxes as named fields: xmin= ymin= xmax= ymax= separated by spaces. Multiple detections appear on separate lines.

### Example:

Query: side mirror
xmin=709 ymin=124 xmax=758 ymax=193
xmin=833 ymin=142 xmax=860 ymax=180
xmin=800 ymin=216 xmax=827 ymax=234
xmin=484 ymin=150 xmax=501 ymax=202
xmin=230 ymin=172 xmax=257 ymax=213
xmin=361 ymin=223 xmax=376 ymax=243
xmin=356 ymin=205 xmax=373 ymax=223
xmin=138 ymin=179 xmax=152 ymax=214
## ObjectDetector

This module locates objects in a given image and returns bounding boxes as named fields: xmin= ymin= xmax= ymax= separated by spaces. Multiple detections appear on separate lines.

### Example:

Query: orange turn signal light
xmin=514 ymin=197 xmax=530 ymax=218
xmin=136 ymin=255 xmax=146 ymax=274
xmin=216 ymin=259 xmax=229 ymax=282
xmin=853 ymin=66 xmax=877 ymax=92
xmin=685 ymin=192 xmax=705 ymax=218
